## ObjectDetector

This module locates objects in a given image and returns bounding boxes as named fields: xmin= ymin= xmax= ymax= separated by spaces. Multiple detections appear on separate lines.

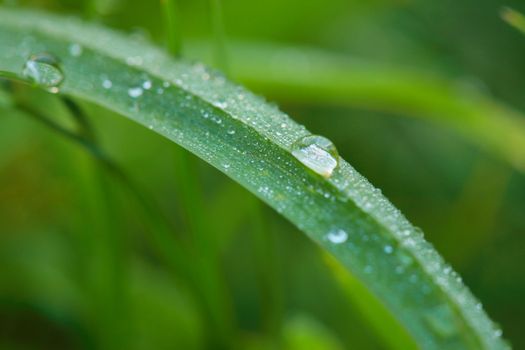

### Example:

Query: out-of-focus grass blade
xmin=0 ymin=8 xmax=508 ymax=349
xmin=501 ymin=7 xmax=525 ymax=35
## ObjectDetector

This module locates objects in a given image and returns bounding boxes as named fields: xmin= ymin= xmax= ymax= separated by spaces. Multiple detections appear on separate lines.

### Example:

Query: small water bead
xmin=291 ymin=135 xmax=339 ymax=178
xmin=214 ymin=100 xmax=228 ymax=109
xmin=22 ymin=53 xmax=64 ymax=93
xmin=102 ymin=79 xmax=113 ymax=89
xmin=325 ymin=229 xmax=348 ymax=244
xmin=128 ymin=87 xmax=143 ymax=98
xmin=69 ymin=43 xmax=83 ymax=57
xmin=142 ymin=80 xmax=152 ymax=90
xmin=384 ymin=245 xmax=394 ymax=254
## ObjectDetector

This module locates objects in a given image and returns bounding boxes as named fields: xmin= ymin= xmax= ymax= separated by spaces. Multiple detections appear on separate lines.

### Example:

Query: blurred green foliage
xmin=0 ymin=0 xmax=524 ymax=349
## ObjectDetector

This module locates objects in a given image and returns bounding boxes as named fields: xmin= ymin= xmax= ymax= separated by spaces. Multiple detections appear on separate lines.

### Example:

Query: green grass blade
xmin=160 ymin=1 xmax=237 ymax=346
xmin=206 ymin=42 xmax=525 ymax=174
xmin=161 ymin=0 xmax=183 ymax=57
xmin=0 ymin=8 xmax=508 ymax=349
xmin=501 ymin=7 xmax=525 ymax=35
xmin=209 ymin=0 xmax=229 ymax=74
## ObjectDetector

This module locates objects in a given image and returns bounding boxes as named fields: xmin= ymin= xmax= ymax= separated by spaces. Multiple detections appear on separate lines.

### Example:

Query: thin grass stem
xmin=209 ymin=0 xmax=229 ymax=74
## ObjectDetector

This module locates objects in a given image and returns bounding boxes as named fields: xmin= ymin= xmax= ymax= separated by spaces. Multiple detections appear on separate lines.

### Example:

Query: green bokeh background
xmin=1 ymin=0 xmax=524 ymax=349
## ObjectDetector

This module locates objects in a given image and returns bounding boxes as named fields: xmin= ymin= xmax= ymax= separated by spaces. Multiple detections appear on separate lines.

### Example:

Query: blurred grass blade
xmin=209 ymin=0 xmax=229 ymax=74
xmin=160 ymin=1 xmax=236 ymax=346
xmin=0 ymin=8 xmax=508 ymax=349
xmin=501 ymin=7 xmax=525 ymax=35
xmin=206 ymin=42 xmax=525 ymax=173
xmin=161 ymin=0 xmax=182 ymax=56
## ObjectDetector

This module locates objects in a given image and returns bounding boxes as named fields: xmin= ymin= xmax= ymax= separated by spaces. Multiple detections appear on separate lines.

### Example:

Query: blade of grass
xmin=161 ymin=0 xmax=182 ymax=57
xmin=322 ymin=252 xmax=416 ymax=350
xmin=205 ymin=3 xmax=280 ymax=341
xmin=61 ymin=100 xmax=131 ymax=350
xmin=2 ymin=99 xmax=213 ymax=345
xmin=247 ymin=198 xmax=283 ymax=342
xmin=161 ymin=1 xmax=236 ymax=347
xmin=501 ymin=7 xmax=525 ymax=35
xmin=1 ymin=90 xmax=211 ymax=346
xmin=209 ymin=0 xmax=229 ymax=74
xmin=0 ymin=8 xmax=509 ymax=349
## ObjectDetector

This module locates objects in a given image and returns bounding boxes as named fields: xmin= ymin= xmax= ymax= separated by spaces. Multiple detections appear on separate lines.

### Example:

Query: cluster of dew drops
xmin=19 ymin=44 xmax=402 ymax=266
xmin=18 ymin=40 xmax=506 ymax=343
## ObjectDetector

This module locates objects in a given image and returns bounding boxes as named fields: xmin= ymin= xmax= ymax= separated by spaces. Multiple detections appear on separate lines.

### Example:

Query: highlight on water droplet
xmin=22 ymin=53 xmax=64 ymax=94
xmin=128 ymin=86 xmax=143 ymax=98
xmin=325 ymin=229 xmax=348 ymax=244
xmin=291 ymin=135 xmax=339 ymax=178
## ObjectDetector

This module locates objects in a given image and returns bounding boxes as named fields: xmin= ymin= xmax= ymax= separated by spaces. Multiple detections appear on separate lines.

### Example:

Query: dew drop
xmin=291 ymin=135 xmax=339 ymax=178
xmin=68 ymin=43 xmax=83 ymax=57
xmin=142 ymin=80 xmax=152 ymax=90
xmin=22 ymin=53 xmax=64 ymax=93
xmin=128 ymin=87 xmax=143 ymax=98
xmin=384 ymin=245 xmax=394 ymax=254
xmin=325 ymin=229 xmax=348 ymax=244
xmin=102 ymin=79 xmax=113 ymax=89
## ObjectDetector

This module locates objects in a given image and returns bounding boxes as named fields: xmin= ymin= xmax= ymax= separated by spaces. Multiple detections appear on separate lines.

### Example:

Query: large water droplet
xmin=325 ymin=229 xmax=348 ymax=244
xmin=22 ymin=53 xmax=64 ymax=93
xmin=291 ymin=135 xmax=339 ymax=178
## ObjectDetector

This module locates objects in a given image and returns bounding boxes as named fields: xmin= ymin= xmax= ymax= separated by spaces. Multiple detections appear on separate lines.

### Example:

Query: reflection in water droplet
xmin=326 ymin=229 xmax=348 ymax=244
xmin=22 ymin=53 xmax=64 ymax=94
xmin=291 ymin=135 xmax=339 ymax=178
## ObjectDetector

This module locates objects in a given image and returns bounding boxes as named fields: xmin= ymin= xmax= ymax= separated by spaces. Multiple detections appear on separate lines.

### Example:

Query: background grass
xmin=0 ymin=0 xmax=524 ymax=349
